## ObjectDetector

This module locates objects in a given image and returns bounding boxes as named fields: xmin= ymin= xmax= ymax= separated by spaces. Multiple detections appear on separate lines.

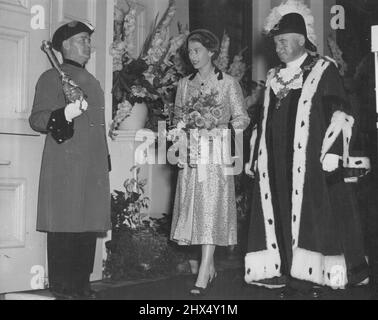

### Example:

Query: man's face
xmin=63 ymin=32 xmax=91 ymax=64
xmin=274 ymin=33 xmax=305 ymax=64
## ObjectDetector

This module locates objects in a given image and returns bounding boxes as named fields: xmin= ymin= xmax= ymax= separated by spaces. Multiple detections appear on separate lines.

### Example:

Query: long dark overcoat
xmin=30 ymin=62 xmax=111 ymax=232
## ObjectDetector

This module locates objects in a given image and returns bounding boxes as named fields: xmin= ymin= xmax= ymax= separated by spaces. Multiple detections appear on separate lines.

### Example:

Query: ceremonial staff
xmin=40 ymin=40 xmax=87 ymax=111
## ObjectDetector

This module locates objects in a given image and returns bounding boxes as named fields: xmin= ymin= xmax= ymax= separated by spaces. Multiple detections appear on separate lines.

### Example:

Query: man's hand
xmin=322 ymin=153 xmax=340 ymax=172
xmin=245 ymin=163 xmax=255 ymax=178
xmin=64 ymin=99 xmax=87 ymax=122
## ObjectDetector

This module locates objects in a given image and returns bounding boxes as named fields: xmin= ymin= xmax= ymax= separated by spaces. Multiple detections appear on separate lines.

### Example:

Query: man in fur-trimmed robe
xmin=244 ymin=10 xmax=370 ymax=297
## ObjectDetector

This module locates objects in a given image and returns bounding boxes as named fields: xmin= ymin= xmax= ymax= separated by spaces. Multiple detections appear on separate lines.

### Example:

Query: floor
xmin=95 ymin=269 xmax=375 ymax=300
xmin=4 ymin=257 xmax=377 ymax=300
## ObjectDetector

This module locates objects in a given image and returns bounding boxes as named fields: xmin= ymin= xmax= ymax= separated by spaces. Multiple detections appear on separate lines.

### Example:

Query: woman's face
xmin=188 ymin=41 xmax=214 ymax=70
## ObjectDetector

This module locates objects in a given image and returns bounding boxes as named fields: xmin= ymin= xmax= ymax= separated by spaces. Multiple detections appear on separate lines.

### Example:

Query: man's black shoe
xmin=278 ymin=286 xmax=297 ymax=299
xmin=50 ymin=288 xmax=76 ymax=300
xmin=309 ymin=287 xmax=323 ymax=299
xmin=75 ymin=287 xmax=98 ymax=299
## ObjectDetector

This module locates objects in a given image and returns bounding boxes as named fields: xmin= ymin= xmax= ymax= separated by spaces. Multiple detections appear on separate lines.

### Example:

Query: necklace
xmin=273 ymin=58 xmax=318 ymax=109
xmin=274 ymin=68 xmax=304 ymax=109
xmin=197 ymin=68 xmax=214 ymax=87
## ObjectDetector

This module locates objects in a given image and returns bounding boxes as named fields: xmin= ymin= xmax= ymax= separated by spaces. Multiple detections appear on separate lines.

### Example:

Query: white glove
xmin=322 ymin=153 xmax=340 ymax=172
xmin=79 ymin=99 xmax=88 ymax=111
xmin=64 ymin=99 xmax=87 ymax=122
xmin=245 ymin=163 xmax=255 ymax=178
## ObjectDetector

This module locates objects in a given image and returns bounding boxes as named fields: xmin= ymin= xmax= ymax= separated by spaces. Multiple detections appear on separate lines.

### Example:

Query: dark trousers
xmin=47 ymin=232 xmax=97 ymax=293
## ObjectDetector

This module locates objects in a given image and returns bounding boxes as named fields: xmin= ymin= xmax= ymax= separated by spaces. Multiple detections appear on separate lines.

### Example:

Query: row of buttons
xmin=89 ymin=106 xmax=104 ymax=127
xmin=89 ymin=123 xmax=105 ymax=127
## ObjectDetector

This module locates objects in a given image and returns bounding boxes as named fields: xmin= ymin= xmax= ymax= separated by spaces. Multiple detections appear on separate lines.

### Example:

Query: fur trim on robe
xmin=245 ymin=58 xmax=358 ymax=289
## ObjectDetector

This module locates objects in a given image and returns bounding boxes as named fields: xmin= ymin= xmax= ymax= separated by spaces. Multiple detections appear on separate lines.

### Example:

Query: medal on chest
xmin=272 ymin=68 xmax=304 ymax=109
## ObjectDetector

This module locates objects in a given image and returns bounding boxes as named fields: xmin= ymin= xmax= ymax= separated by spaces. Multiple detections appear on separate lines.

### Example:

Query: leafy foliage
xmin=104 ymin=167 xmax=186 ymax=280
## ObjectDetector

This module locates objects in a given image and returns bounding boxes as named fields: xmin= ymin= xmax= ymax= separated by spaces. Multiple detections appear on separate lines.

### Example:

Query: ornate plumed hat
xmin=52 ymin=20 xmax=95 ymax=52
xmin=264 ymin=0 xmax=317 ymax=52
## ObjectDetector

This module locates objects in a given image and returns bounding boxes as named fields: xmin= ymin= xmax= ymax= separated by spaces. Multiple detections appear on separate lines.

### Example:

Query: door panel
xmin=0 ymin=135 xmax=45 ymax=293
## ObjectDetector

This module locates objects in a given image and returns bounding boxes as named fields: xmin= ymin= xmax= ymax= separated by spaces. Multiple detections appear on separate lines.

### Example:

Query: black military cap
xmin=52 ymin=20 xmax=95 ymax=52
xmin=270 ymin=13 xmax=317 ymax=52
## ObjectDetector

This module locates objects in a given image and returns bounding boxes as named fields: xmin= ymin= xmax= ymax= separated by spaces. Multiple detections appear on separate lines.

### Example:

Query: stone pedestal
xmin=109 ymin=129 xmax=175 ymax=219
xmin=117 ymin=102 xmax=148 ymax=131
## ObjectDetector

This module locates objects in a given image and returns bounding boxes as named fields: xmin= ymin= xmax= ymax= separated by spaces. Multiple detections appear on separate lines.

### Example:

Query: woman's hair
xmin=186 ymin=29 xmax=220 ymax=61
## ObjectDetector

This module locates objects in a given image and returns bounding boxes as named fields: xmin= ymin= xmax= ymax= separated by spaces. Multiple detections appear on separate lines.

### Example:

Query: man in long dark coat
xmin=29 ymin=21 xmax=110 ymax=299
xmin=244 ymin=11 xmax=370 ymax=298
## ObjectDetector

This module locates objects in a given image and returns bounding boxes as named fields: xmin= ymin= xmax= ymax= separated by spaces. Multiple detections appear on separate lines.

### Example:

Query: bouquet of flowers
xmin=167 ymin=89 xmax=223 ymax=167
xmin=109 ymin=0 xmax=189 ymax=138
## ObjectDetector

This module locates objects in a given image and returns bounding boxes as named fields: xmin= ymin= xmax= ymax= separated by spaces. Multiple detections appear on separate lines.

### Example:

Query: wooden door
xmin=0 ymin=0 xmax=51 ymax=294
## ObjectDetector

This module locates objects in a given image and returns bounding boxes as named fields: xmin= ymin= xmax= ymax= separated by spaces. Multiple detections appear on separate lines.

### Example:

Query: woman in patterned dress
xmin=170 ymin=29 xmax=250 ymax=295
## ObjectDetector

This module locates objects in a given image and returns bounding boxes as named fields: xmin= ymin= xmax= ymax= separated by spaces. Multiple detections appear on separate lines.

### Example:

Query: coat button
xmin=90 ymin=124 xmax=94 ymax=127
xmin=100 ymin=123 xmax=105 ymax=126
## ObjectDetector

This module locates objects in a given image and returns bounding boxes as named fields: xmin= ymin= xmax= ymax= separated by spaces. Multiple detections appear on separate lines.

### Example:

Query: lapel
xmin=300 ymin=54 xmax=317 ymax=83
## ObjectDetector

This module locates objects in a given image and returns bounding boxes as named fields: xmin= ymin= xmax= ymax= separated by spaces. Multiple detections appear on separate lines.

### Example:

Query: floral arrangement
xmin=167 ymin=89 xmax=223 ymax=167
xmin=109 ymin=0 xmax=189 ymax=137
xmin=171 ymin=89 xmax=222 ymax=130
xmin=215 ymin=31 xmax=248 ymax=83
xmin=214 ymin=31 xmax=230 ymax=72
xmin=327 ymin=35 xmax=348 ymax=76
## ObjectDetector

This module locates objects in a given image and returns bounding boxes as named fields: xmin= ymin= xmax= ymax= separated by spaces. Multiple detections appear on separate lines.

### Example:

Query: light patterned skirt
xmin=170 ymin=164 xmax=237 ymax=246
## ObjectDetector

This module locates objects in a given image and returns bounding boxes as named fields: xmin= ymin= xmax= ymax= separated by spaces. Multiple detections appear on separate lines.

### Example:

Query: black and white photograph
xmin=0 ymin=0 xmax=378 ymax=304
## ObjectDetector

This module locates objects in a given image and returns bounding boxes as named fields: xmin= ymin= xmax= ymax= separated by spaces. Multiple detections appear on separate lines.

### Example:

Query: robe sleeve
xmin=29 ymin=70 xmax=74 ymax=144
xmin=228 ymin=77 xmax=250 ymax=130
xmin=321 ymin=62 xmax=351 ymax=156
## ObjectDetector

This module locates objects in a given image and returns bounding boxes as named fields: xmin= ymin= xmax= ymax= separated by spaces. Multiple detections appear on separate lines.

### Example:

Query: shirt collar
xmin=63 ymin=58 xmax=85 ymax=68
xmin=286 ymin=52 xmax=308 ymax=69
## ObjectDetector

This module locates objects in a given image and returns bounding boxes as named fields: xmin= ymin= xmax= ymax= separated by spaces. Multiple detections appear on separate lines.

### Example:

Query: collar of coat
xmin=188 ymin=66 xmax=223 ymax=81
xmin=63 ymin=58 xmax=85 ymax=68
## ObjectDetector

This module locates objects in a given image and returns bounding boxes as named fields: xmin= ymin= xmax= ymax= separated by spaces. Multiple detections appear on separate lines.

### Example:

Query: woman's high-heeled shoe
xmin=189 ymin=272 xmax=217 ymax=296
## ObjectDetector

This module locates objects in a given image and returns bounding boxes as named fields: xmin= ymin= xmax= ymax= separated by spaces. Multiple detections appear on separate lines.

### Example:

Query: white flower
xmin=214 ymin=32 xmax=230 ymax=72
xmin=131 ymin=86 xmax=148 ymax=98
xmin=176 ymin=120 xmax=186 ymax=130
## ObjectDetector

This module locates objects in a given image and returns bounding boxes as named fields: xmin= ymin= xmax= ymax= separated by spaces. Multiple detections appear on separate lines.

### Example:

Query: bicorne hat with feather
xmin=264 ymin=0 xmax=317 ymax=52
